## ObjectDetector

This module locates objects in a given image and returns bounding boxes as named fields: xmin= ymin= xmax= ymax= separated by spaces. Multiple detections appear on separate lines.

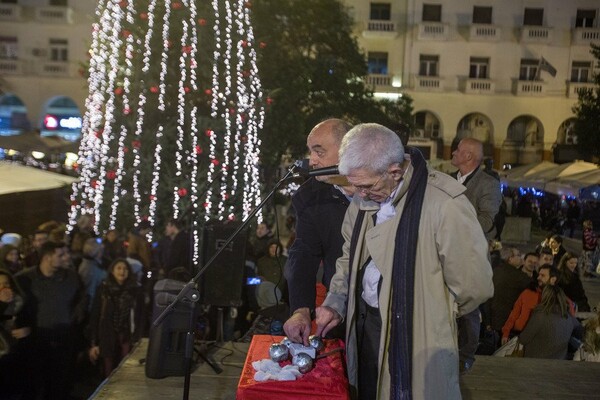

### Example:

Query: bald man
xmin=450 ymin=137 xmax=502 ymax=373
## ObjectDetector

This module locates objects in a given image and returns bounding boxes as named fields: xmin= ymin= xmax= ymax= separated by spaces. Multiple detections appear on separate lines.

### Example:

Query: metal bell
xmin=292 ymin=353 xmax=313 ymax=373
xmin=280 ymin=337 xmax=293 ymax=347
xmin=308 ymin=335 xmax=324 ymax=351
xmin=269 ymin=343 xmax=289 ymax=362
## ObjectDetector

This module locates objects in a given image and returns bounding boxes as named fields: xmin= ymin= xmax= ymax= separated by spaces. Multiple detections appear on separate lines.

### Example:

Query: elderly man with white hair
xmin=315 ymin=123 xmax=493 ymax=400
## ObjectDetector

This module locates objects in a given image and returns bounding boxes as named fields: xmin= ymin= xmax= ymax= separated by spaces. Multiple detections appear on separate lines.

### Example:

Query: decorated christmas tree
xmin=68 ymin=0 xmax=265 ymax=264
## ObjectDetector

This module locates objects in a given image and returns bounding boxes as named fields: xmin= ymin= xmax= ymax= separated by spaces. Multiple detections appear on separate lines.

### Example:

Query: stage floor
xmin=91 ymin=338 xmax=600 ymax=399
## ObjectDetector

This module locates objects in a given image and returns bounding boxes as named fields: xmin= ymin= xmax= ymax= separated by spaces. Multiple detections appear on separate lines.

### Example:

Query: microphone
xmin=292 ymin=159 xmax=340 ymax=177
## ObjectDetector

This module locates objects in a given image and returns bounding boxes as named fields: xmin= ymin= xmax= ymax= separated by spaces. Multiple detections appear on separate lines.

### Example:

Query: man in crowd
xmin=314 ymin=123 xmax=493 ymax=399
xmin=24 ymin=230 xmax=48 ymax=268
xmin=283 ymin=118 xmax=354 ymax=343
xmin=521 ymin=252 xmax=539 ymax=278
xmin=450 ymin=137 xmax=502 ymax=372
xmin=15 ymin=241 xmax=86 ymax=399
xmin=163 ymin=218 xmax=191 ymax=275
xmin=538 ymin=248 xmax=554 ymax=271
xmin=249 ymin=222 xmax=274 ymax=262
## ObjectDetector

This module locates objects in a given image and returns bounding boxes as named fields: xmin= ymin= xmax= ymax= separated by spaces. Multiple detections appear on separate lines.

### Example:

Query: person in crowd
xmin=88 ymin=258 xmax=143 ymax=378
xmin=557 ymin=252 xmax=590 ymax=312
xmin=502 ymin=264 xmax=574 ymax=344
xmin=248 ymin=222 xmax=274 ymax=262
xmin=0 ymin=244 xmax=22 ymax=275
xmin=127 ymin=220 xmax=153 ymax=269
xmin=521 ymin=252 xmax=539 ymax=279
xmin=538 ymin=247 xmax=554 ymax=271
xmin=103 ymin=229 xmax=126 ymax=267
xmin=536 ymin=232 xmax=553 ymax=254
xmin=24 ymin=230 xmax=47 ymax=268
xmin=255 ymin=240 xmax=288 ymax=311
xmin=283 ymin=118 xmax=354 ymax=342
xmin=0 ymin=233 xmax=22 ymax=250
xmin=78 ymin=237 xmax=107 ymax=312
xmin=549 ymin=234 xmax=567 ymax=268
xmin=487 ymin=248 xmax=532 ymax=337
xmin=566 ymin=200 xmax=581 ymax=238
xmin=574 ymin=310 xmax=600 ymax=362
xmin=519 ymin=284 xmax=582 ymax=359
xmin=450 ymin=137 xmax=502 ymax=373
xmin=494 ymin=198 xmax=508 ymax=241
xmin=0 ymin=269 xmax=26 ymax=398
xmin=15 ymin=241 xmax=87 ymax=399
xmin=311 ymin=123 xmax=493 ymax=399
xmin=163 ymin=218 xmax=191 ymax=275
xmin=482 ymin=157 xmax=500 ymax=181
xmin=70 ymin=214 xmax=96 ymax=268
xmin=582 ymin=220 xmax=598 ymax=278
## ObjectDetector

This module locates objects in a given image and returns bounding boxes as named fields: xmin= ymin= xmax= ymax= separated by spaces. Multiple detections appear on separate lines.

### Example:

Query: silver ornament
xmin=280 ymin=337 xmax=293 ymax=347
xmin=292 ymin=353 xmax=313 ymax=373
xmin=269 ymin=343 xmax=289 ymax=362
xmin=308 ymin=335 xmax=324 ymax=351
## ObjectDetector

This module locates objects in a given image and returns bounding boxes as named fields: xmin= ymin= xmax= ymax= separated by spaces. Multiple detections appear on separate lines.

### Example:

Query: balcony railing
xmin=572 ymin=28 xmax=600 ymax=45
xmin=514 ymin=80 xmax=546 ymax=96
xmin=0 ymin=3 xmax=21 ymax=21
xmin=567 ymin=81 xmax=595 ymax=98
xmin=414 ymin=76 xmax=443 ymax=91
xmin=418 ymin=23 xmax=449 ymax=40
xmin=0 ymin=59 xmax=22 ymax=75
xmin=363 ymin=20 xmax=397 ymax=39
xmin=520 ymin=26 xmax=553 ymax=43
xmin=469 ymin=24 xmax=500 ymax=41
xmin=365 ymin=74 xmax=392 ymax=88
xmin=37 ymin=61 xmax=72 ymax=77
xmin=35 ymin=6 xmax=73 ymax=24
xmin=463 ymin=78 xmax=495 ymax=94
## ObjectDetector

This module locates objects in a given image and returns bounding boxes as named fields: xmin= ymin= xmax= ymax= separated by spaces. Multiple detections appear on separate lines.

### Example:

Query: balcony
xmin=414 ymin=76 xmax=443 ymax=92
xmin=37 ymin=61 xmax=72 ymax=77
xmin=362 ymin=20 xmax=397 ymax=39
xmin=365 ymin=74 xmax=392 ymax=88
xmin=469 ymin=24 xmax=500 ymax=41
xmin=0 ymin=3 xmax=21 ymax=21
xmin=35 ymin=6 xmax=74 ymax=24
xmin=513 ymin=80 xmax=546 ymax=96
xmin=0 ymin=59 xmax=22 ymax=75
xmin=567 ymin=81 xmax=595 ymax=98
xmin=462 ymin=78 xmax=495 ymax=95
xmin=418 ymin=23 xmax=449 ymax=41
xmin=572 ymin=28 xmax=600 ymax=45
xmin=520 ymin=26 xmax=553 ymax=43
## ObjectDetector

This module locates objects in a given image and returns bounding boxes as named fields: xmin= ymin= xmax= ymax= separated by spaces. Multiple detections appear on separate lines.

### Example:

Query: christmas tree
xmin=68 ymin=0 xmax=265 ymax=264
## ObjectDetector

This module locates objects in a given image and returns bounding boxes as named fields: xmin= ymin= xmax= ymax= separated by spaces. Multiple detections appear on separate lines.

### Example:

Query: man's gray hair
xmin=338 ymin=123 xmax=405 ymax=175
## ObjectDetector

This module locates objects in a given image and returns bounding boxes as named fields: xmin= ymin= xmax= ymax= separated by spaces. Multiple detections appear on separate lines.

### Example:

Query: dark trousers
xmin=457 ymin=308 xmax=480 ymax=367
xmin=356 ymin=296 xmax=382 ymax=400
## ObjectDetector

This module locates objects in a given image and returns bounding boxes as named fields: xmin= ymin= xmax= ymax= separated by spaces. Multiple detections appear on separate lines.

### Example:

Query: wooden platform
xmin=92 ymin=338 xmax=600 ymax=399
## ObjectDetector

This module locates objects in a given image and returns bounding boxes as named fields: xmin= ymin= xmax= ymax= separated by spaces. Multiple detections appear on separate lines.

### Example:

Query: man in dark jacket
xmin=283 ymin=118 xmax=354 ymax=343
xmin=163 ymin=218 xmax=191 ymax=275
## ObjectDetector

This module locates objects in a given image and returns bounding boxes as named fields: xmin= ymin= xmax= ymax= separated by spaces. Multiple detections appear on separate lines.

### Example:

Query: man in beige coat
xmin=316 ymin=123 xmax=493 ymax=399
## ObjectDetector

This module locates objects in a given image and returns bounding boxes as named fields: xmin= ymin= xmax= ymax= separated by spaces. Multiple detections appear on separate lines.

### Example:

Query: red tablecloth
xmin=237 ymin=335 xmax=349 ymax=400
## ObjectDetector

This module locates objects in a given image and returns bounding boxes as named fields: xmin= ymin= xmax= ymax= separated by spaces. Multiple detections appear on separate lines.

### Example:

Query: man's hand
xmin=315 ymin=306 xmax=342 ymax=338
xmin=12 ymin=327 xmax=30 ymax=339
xmin=501 ymin=337 xmax=508 ymax=345
xmin=89 ymin=346 xmax=100 ymax=363
xmin=283 ymin=308 xmax=312 ymax=346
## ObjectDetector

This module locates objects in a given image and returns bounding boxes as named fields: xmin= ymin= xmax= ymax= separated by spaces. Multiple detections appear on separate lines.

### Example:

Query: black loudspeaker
xmin=200 ymin=222 xmax=248 ymax=307
xmin=145 ymin=279 xmax=198 ymax=379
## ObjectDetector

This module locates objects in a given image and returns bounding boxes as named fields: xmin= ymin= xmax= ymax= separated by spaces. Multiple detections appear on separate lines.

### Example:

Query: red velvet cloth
xmin=237 ymin=335 xmax=349 ymax=400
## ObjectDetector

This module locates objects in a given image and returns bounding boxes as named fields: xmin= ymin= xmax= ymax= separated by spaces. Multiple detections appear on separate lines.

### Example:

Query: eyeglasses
xmin=353 ymin=172 xmax=387 ymax=194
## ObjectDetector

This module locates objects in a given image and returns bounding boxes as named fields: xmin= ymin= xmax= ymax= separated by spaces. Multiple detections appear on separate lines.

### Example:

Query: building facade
xmin=346 ymin=0 xmax=599 ymax=166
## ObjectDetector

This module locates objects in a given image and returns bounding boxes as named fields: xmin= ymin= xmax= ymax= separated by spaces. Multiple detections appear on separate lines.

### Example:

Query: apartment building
xmin=347 ymin=0 xmax=599 ymax=165
xmin=0 ymin=0 xmax=94 ymax=140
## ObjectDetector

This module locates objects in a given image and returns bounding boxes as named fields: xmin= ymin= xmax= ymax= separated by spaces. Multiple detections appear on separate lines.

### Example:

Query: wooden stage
xmin=91 ymin=338 xmax=600 ymax=399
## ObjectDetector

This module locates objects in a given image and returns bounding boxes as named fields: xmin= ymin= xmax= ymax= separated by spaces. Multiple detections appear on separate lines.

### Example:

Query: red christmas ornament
xmin=241 ymin=40 xmax=248 ymax=47
xmin=244 ymin=2 xmax=252 ymax=8
xmin=94 ymin=130 xmax=103 ymax=138
xmin=228 ymin=215 xmax=236 ymax=221
xmin=228 ymin=108 xmax=235 ymax=115
xmin=205 ymin=129 xmax=212 ymax=137
xmin=223 ymin=193 xmax=229 ymax=200
xmin=140 ymin=12 xmax=148 ymax=20
xmin=132 ymin=140 xmax=141 ymax=149
xmin=149 ymin=195 xmax=156 ymax=201
xmin=150 ymin=86 xmax=159 ymax=93
xmin=202 ymin=202 xmax=209 ymax=208
xmin=172 ymin=2 xmax=182 ymax=9
xmin=114 ymin=87 xmax=124 ymax=95
xmin=259 ymin=41 xmax=267 ymax=49
xmin=184 ymin=86 xmax=191 ymax=93
xmin=106 ymin=170 xmax=117 ymax=180
xmin=204 ymin=89 xmax=212 ymax=95
xmin=123 ymin=107 xmax=131 ymax=115
xmin=123 ymin=146 xmax=129 ymax=153
xmin=195 ymin=145 xmax=203 ymax=154
xmin=121 ymin=29 xmax=131 ymax=38
xmin=182 ymin=45 xmax=192 ymax=54
xmin=71 ymin=200 xmax=78 ymax=206
xmin=91 ymin=180 xmax=98 ymax=188
xmin=242 ymin=70 xmax=250 ymax=77
xmin=177 ymin=188 xmax=188 ymax=197
xmin=119 ymin=1 xmax=127 ymax=8
xmin=266 ymin=97 xmax=273 ymax=105
xmin=211 ymin=159 xmax=220 ymax=166
xmin=198 ymin=18 xmax=207 ymax=26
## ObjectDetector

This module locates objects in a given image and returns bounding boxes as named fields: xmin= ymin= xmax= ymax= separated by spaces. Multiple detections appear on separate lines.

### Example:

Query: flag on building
xmin=538 ymin=57 xmax=557 ymax=77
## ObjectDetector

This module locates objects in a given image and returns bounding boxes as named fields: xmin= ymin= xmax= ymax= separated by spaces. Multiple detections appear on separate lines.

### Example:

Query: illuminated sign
xmin=43 ymin=114 xmax=82 ymax=130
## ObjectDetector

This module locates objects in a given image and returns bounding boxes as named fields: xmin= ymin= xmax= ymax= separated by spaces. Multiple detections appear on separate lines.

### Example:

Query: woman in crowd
xmin=87 ymin=258 xmax=143 ymax=378
xmin=548 ymin=234 xmax=566 ymax=268
xmin=574 ymin=311 xmax=600 ymax=362
xmin=0 ymin=244 xmax=22 ymax=275
xmin=557 ymin=252 xmax=591 ymax=312
xmin=519 ymin=285 xmax=582 ymax=359
xmin=581 ymin=220 xmax=598 ymax=278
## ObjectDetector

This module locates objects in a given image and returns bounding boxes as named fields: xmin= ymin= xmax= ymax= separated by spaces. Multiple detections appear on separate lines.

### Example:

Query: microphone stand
xmin=153 ymin=163 xmax=300 ymax=400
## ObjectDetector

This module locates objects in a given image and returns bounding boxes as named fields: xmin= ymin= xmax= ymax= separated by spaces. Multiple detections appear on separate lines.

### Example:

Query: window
xmin=571 ymin=61 xmax=592 ymax=82
xmin=49 ymin=0 xmax=68 ymax=6
xmin=419 ymin=55 xmax=438 ymax=76
xmin=523 ymin=8 xmax=543 ymax=26
xmin=469 ymin=57 xmax=489 ymax=79
xmin=0 ymin=36 xmax=18 ymax=60
xmin=368 ymin=52 xmax=388 ymax=74
xmin=49 ymin=38 xmax=68 ymax=61
xmin=422 ymin=4 xmax=441 ymax=22
xmin=473 ymin=6 xmax=492 ymax=24
xmin=370 ymin=3 xmax=391 ymax=20
xmin=576 ymin=9 xmax=596 ymax=28
xmin=519 ymin=59 xmax=538 ymax=81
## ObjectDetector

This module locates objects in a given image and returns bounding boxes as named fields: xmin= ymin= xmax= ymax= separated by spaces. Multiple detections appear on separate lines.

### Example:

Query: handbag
xmin=508 ymin=337 xmax=524 ymax=357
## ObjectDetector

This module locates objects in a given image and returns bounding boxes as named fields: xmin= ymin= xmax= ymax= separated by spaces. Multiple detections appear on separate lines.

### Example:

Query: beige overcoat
xmin=323 ymin=162 xmax=493 ymax=399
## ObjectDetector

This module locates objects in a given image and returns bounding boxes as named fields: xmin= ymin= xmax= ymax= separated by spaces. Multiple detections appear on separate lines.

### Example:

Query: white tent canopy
xmin=502 ymin=161 xmax=558 ymax=188
xmin=0 ymin=162 xmax=76 ymax=196
xmin=545 ymin=167 xmax=600 ymax=197
xmin=504 ymin=160 xmax=598 ymax=191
